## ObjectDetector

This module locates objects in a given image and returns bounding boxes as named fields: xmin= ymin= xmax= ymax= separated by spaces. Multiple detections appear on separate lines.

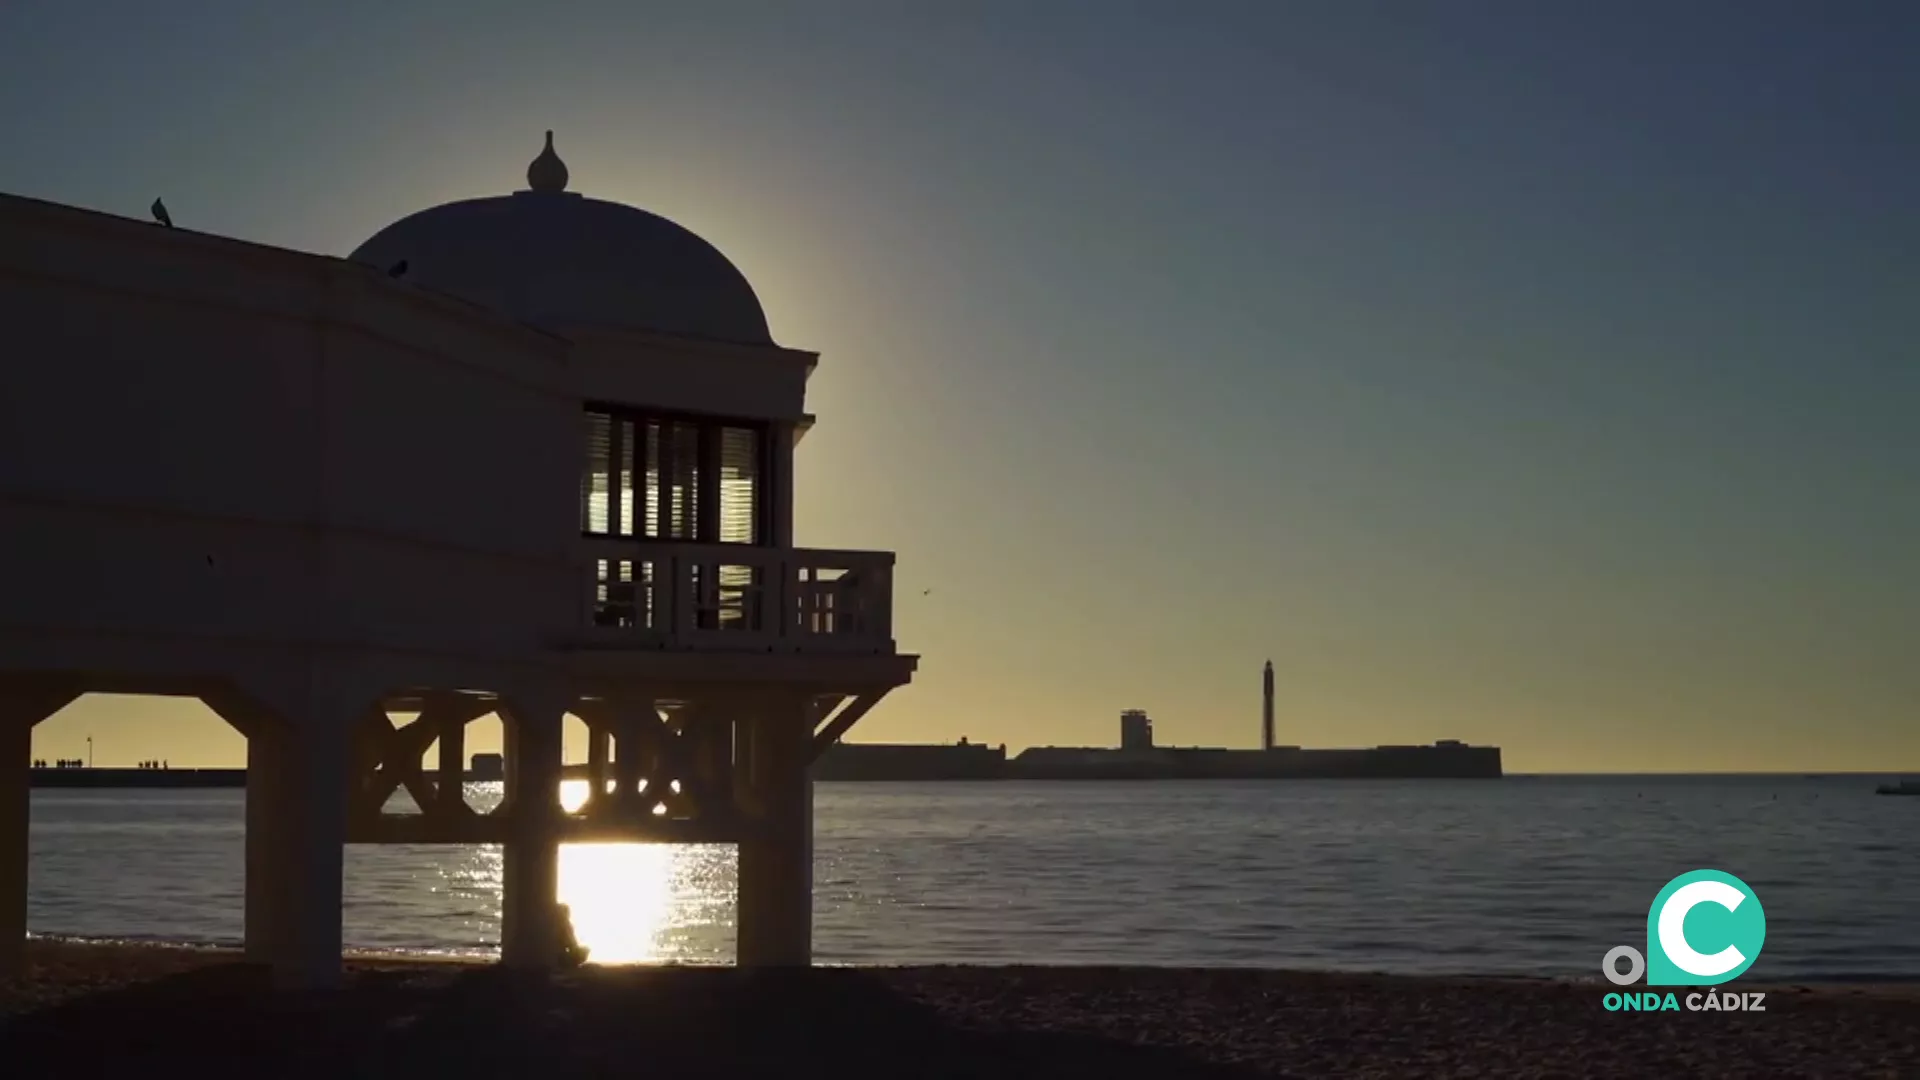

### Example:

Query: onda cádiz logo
xmin=1600 ymin=869 xmax=1768 ymax=1013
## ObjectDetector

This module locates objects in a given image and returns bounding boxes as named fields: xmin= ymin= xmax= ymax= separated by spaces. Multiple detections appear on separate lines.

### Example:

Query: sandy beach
xmin=1 ymin=941 xmax=1915 ymax=1077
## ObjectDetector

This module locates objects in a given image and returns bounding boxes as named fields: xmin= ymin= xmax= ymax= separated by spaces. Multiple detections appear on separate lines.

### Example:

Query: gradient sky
xmin=4 ymin=1 xmax=1915 ymax=772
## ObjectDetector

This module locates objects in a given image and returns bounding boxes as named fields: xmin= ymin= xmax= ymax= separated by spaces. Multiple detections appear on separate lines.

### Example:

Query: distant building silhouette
xmin=1262 ymin=660 xmax=1275 ymax=751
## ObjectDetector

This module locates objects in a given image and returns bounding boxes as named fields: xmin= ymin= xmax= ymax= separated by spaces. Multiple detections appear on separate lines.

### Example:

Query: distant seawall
xmin=30 ymin=768 xmax=247 ymax=789
xmin=28 ymin=767 xmax=502 ymax=789
xmin=813 ymin=742 xmax=1504 ymax=781
xmin=33 ymin=743 xmax=1505 ymax=788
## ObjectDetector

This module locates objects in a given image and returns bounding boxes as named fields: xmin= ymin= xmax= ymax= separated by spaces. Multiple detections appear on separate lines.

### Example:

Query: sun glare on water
xmin=549 ymin=779 xmax=732 ymax=964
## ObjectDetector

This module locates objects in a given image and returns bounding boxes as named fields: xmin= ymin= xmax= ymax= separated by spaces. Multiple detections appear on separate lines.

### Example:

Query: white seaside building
xmin=0 ymin=134 xmax=915 ymax=987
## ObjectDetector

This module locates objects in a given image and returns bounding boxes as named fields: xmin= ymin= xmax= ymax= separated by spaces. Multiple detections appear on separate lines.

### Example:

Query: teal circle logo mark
xmin=1643 ymin=869 xmax=1766 ymax=986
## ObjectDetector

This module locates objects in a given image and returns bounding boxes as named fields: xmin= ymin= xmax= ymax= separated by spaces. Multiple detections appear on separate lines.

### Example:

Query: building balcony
xmin=575 ymin=537 xmax=896 ymax=655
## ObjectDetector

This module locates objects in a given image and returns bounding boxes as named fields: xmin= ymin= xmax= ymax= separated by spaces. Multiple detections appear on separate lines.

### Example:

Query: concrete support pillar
xmin=0 ymin=683 xmax=78 ymax=977
xmin=499 ymin=692 xmax=564 ymax=970
xmin=1 ymin=717 xmax=28 ymax=977
xmin=213 ymin=676 xmax=361 ymax=991
xmin=736 ymin=694 xmax=813 ymax=967
xmin=243 ymin=731 xmax=282 ymax=965
xmin=244 ymin=718 xmax=351 ymax=989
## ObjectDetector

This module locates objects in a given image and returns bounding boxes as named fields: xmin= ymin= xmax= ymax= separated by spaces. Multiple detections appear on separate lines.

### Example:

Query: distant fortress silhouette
xmin=816 ymin=664 xmax=1501 ymax=781
xmin=811 ymin=737 xmax=1502 ymax=781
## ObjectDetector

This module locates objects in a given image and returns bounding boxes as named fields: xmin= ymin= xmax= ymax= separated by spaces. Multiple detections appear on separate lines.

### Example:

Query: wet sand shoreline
xmin=4 ymin=940 xmax=1916 ymax=1077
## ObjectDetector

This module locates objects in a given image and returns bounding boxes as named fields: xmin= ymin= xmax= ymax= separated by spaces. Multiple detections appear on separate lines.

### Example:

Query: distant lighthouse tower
xmin=1262 ymin=659 xmax=1275 ymax=751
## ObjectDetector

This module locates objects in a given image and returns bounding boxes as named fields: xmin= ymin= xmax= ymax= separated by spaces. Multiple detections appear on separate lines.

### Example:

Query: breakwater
xmin=32 ymin=740 xmax=1505 ymax=788
xmin=813 ymin=740 xmax=1504 ymax=781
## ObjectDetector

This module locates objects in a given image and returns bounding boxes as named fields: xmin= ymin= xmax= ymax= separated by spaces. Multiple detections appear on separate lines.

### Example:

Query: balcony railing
xmin=577 ymin=538 xmax=895 ymax=654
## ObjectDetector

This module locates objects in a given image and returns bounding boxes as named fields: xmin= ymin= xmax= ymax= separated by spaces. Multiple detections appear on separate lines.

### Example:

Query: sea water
xmin=25 ymin=774 xmax=1919 ymax=980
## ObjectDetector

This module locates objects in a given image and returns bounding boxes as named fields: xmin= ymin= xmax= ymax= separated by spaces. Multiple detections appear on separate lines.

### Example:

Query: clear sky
xmin=4 ymin=1 xmax=1915 ymax=772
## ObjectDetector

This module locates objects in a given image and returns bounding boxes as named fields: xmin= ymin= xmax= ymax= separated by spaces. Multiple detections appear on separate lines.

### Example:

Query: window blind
xmin=719 ymin=425 xmax=761 ymax=544
xmin=582 ymin=408 xmax=765 ymax=544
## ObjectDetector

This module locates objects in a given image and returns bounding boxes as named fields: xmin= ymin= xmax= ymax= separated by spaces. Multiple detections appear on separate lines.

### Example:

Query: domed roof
xmin=349 ymin=132 xmax=772 ymax=345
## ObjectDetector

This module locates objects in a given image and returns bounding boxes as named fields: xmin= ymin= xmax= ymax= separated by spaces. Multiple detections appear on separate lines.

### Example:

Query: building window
xmin=582 ymin=407 xmax=767 ymax=544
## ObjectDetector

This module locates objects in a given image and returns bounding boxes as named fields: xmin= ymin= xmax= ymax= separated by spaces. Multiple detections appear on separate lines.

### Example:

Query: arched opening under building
xmin=341 ymin=709 xmax=506 ymax=958
xmin=27 ymin=693 xmax=247 ymax=946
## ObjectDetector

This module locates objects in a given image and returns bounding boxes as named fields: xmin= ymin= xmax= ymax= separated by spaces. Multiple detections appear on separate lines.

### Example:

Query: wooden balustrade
xmin=578 ymin=539 xmax=895 ymax=654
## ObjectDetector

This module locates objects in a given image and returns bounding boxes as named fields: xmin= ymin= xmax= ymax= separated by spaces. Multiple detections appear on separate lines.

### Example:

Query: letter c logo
xmin=1658 ymin=879 xmax=1747 ymax=978
xmin=1645 ymin=869 xmax=1765 ymax=986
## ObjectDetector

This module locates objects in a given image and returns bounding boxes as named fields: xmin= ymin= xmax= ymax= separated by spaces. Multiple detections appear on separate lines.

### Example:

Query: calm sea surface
xmin=25 ymin=776 xmax=1920 ymax=981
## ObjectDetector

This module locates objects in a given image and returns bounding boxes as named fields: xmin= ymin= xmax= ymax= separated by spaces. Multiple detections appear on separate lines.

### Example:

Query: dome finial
xmin=527 ymin=129 xmax=569 ymax=193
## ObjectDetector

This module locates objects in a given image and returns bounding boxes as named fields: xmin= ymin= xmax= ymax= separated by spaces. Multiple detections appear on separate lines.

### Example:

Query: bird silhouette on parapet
xmin=388 ymin=259 xmax=408 ymax=278
xmin=150 ymin=198 xmax=172 ymax=228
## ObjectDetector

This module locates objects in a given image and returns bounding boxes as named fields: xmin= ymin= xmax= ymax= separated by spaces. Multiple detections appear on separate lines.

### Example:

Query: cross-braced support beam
xmin=809 ymin=691 xmax=884 ymax=762
xmin=346 ymin=695 xmax=493 ymax=839
xmin=571 ymin=697 xmax=736 ymax=833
